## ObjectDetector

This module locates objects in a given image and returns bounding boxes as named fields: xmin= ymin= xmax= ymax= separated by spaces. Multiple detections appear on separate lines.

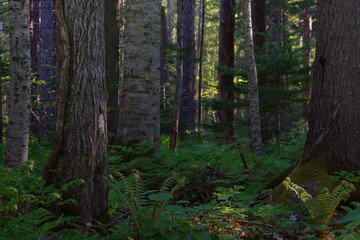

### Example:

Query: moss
xmin=271 ymin=158 xmax=335 ymax=202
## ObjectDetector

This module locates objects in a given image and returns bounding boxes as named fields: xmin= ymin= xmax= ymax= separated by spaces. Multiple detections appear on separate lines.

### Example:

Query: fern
xmin=283 ymin=177 xmax=355 ymax=236
xmin=111 ymin=170 xmax=187 ymax=239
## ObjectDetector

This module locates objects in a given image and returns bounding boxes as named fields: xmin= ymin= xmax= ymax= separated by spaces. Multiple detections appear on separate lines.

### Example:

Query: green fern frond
xmin=151 ymin=173 xmax=187 ymax=222
xmin=282 ymin=177 xmax=356 ymax=235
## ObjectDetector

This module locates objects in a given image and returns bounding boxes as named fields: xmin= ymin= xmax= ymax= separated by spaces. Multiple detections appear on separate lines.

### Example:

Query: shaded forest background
xmin=0 ymin=0 xmax=359 ymax=239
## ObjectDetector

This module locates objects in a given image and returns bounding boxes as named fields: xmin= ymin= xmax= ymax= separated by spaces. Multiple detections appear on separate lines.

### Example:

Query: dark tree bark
xmin=38 ymin=0 xmax=55 ymax=137
xmin=304 ymin=1 xmax=360 ymax=172
xmin=180 ymin=0 xmax=196 ymax=132
xmin=43 ymin=0 xmax=109 ymax=223
xmin=105 ymin=0 xmax=120 ymax=144
xmin=218 ymin=0 xmax=235 ymax=141
xmin=160 ymin=6 xmax=169 ymax=110
xmin=267 ymin=0 xmax=284 ymax=151
xmin=169 ymin=0 xmax=184 ymax=150
xmin=5 ymin=0 xmax=31 ymax=168
xmin=301 ymin=7 xmax=312 ymax=120
xmin=197 ymin=0 xmax=205 ymax=126
xmin=252 ymin=0 xmax=266 ymax=53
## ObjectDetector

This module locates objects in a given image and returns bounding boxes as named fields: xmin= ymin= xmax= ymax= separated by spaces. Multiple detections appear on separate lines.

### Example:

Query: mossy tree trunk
xmin=43 ymin=0 xmax=109 ymax=223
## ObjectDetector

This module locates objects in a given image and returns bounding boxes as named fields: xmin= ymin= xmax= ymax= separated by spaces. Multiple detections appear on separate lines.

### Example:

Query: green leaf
xmin=337 ymin=208 xmax=360 ymax=223
xmin=148 ymin=193 xmax=173 ymax=201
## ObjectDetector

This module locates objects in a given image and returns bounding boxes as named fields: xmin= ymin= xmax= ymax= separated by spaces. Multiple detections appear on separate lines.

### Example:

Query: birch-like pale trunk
xmin=5 ymin=0 xmax=31 ymax=168
xmin=242 ymin=0 xmax=263 ymax=155
xmin=117 ymin=0 xmax=161 ymax=146
xmin=169 ymin=0 xmax=183 ymax=151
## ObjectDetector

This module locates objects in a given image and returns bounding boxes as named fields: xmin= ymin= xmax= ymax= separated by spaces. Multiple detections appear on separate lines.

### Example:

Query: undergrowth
xmin=0 ymin=129 xmax=359 ymax=239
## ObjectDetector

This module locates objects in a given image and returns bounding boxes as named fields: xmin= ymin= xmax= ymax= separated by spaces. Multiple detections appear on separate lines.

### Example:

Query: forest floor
xmin=0 ymin=126 xmax=359 ymax=240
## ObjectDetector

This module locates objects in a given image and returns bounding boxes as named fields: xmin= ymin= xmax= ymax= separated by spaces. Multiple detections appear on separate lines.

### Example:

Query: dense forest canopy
xmin=0 ymin=0 xmax=359 ymax=239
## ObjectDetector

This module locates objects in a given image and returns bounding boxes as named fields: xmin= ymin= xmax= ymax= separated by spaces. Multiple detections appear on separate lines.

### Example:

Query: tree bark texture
xmin=251 ymin=0 xmax=270 ymax=142
xmin=218 ymin=0 xmax=235 ymax=141
xmin=180 ymin=0 xmax=196 ymax=132
xmin=105 ymin=0 xmax=120 ymax=144
xmin=38 ymin=0 xmax=55 ymax=137
xmin=304 ymin=0 xmax=360 ymax=172
xmin=29 ymin=0 xmax=39 ymax=70
xmin=242 ymin=0 xmax=263 ymax=155
xmin=251 ymin=0 xmax=266 ymax=52
xmin=197 ymin=0 xmax=205 ymax=126
xmin=5 ymin=0 xmax=31 ymax=168
xmin=169 ymin=0 xmax=183 ymax=150
xmin=301 ymin=7 xmax=312 ymax=97
xmin=43 ymin=0 xmax=109 ymax=223
xmin=160 ymin=6 xmax=169 ymax=110
xmin=117 ymin=0 xmax=161 ymax=146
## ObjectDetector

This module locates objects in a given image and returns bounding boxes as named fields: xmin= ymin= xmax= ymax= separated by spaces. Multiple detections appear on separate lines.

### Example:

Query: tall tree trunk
xmin=180 ymin=0 xmax=196 ymax=132
xmin=5 ymin=0 xmax=31 ymax=168
xmin=38 ymin=0 xmax=55 ymax=137
xmin=242 ymin=0 xmax=263 ymax=155
xmin=252 ymin=0 xmax=271 ymax=142
xmin=252 ymin=0 xmax=266 ymax=54
xmin=29 ymin=0 xmax=39 ymax=70
xmin=116 ymin=0 xmax=161 ymax=146
xmin=166 ymin=0 xmax=173 ymax=40
xmin=169 ymin=0 xmax=184 ymax=150
xmin=105 ymin=0 xmax=120 ymax=145
xmin=301 ymin=7 xmax=312 ymax=119
xmin=160 ymin=6 xmax=169 ymax=110
xmin=197 ymin=0 xmax=205 ymax=126
xmin=304 ymin=1 xmax=360 ymax=172
xmin=43 ymin=0 xmax=109 ymax=223
xmin=218 ymin=0 xmax=235 ymax=141
xmin=268 ymin=0 xmax=283 ymax=151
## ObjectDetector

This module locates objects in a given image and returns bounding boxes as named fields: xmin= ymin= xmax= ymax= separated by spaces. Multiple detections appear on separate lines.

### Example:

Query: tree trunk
xmin=43 ymin=0 xmax=109 ymax=223
xmin=301 ymin=7 xmax=312 ymax=120
xmin=116 ymin=0 xmax=161 ymax=146
xmin=169 ymin=0 xmax=184 ymax=151
xmin=197 ymin=0 xmax=205 ymax=127
xmin=5 ymin=0 xmax=31 ymax=168
xmin=29 ymin=0 xmax=40 ymax=70
xmin=304 ymin=0 xmax=360 ymax=172
xmin=166 ymin=0 xmax=173 ymax=40
xmin=160 ymin=6 xmax=169 ymax=111
xmin=252 ymin=0 xmax=271 ymax=142
xmin=105 ymin=0 xmax=120 ymax=145
xmin=242 ymin=0 xmax=263 ymax=155
xmin=252 ymin=0 xmax=266 ymax=54
xmin=267 ymin=0 xmax=283 ymax=151
xmin=180 ymin=0 xmax=196 ymax=133
xmin=38 ymin=0 xmax=55 ymax=137
xmin=218 ymin=0 xmax=235 ymax=141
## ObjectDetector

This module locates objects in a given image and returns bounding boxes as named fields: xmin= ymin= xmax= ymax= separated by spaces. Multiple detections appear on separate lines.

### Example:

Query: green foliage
xmin=283 ymin=177 xmax=356 ymax=236
xmin=330 ymin=171 xmax=360 ymax=183
xmin=110 ymin=170 xmax=188 ymax=239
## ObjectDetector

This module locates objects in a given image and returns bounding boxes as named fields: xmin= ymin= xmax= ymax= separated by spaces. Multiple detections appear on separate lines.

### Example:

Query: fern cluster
xmin=283 ymin=177 xmax=356 ymax=236
xmin=111 ymin=170 xmax=187 ymax=239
